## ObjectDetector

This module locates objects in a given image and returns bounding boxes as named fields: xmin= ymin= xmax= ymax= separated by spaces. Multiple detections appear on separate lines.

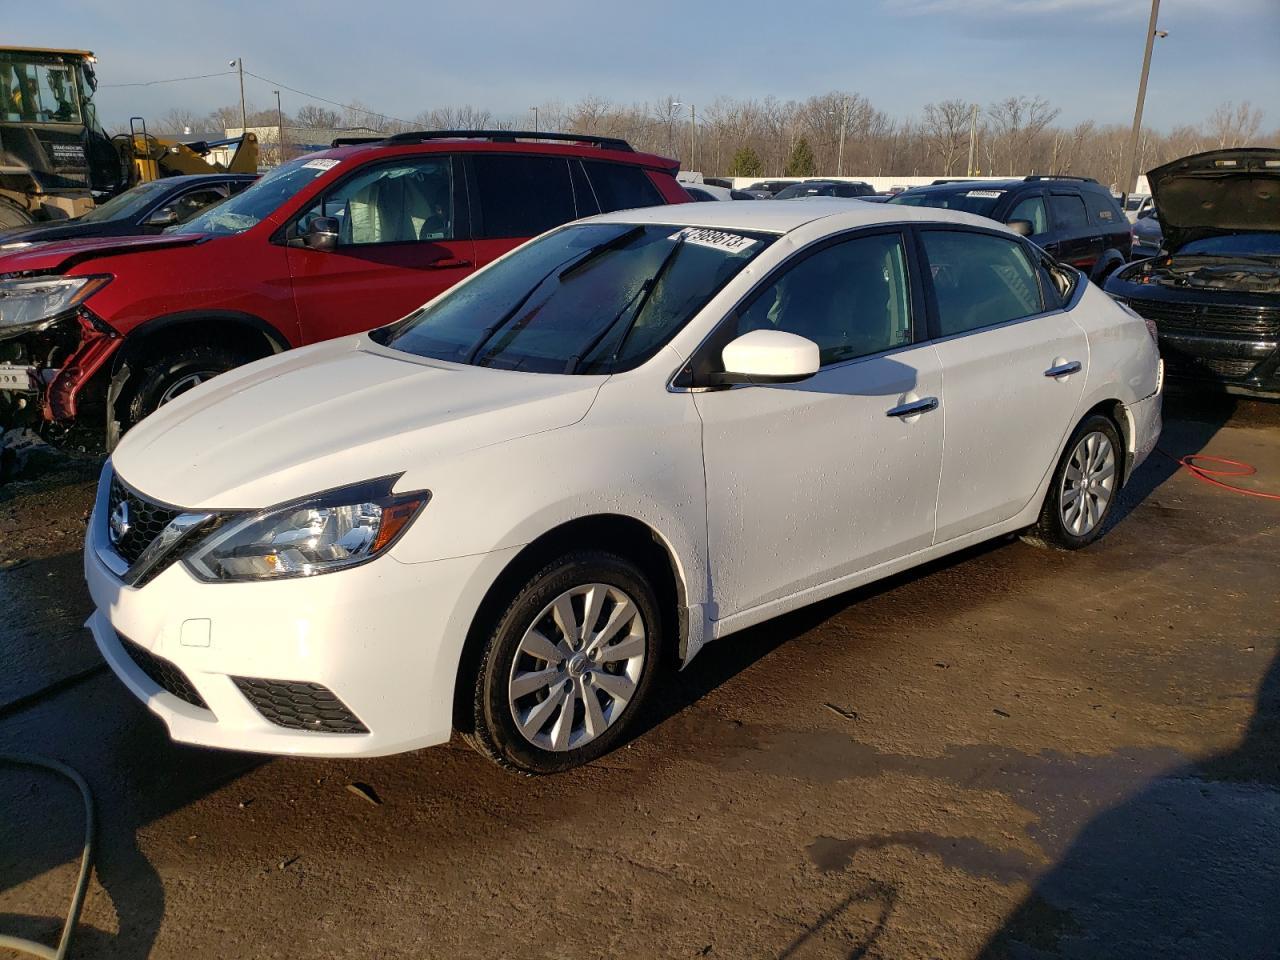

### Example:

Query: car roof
xmin=589 ymin=197 xmax=1011 ymax=236
xmin=309 ymin=137 xmax=675 ymax=170
xmin=155 ymin=173 xmax=258 ymax=185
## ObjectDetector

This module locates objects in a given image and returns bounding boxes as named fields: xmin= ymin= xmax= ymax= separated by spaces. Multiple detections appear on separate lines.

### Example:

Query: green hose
xmin=0 ymin=754 xmax=95 ymax=960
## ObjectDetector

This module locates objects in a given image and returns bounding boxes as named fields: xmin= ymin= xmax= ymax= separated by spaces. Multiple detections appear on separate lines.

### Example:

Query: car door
xmin=1049 ymin=191 xmax=1102 ymax=272
xmin=693 ymin=229 xmax=944 ymax=621
xmin=919 ymin=227 xmax=1088 ymax=542
xmin=465 ymin=153 xmax=579 ymax=273
xmin=285 ymin=154 xmax=476 ymax=344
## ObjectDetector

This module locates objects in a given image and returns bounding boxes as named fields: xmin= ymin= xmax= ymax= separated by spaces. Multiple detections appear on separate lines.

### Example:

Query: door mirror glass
xmin=145 ymin=206 xmax=179 ymax=227
xmin=304 ymin=216 xmax=339 ymax=252
xmin=719 ymin=329 xmax=820 ymax=384
xmin=1006 ymin=218 xmax=1034 ymax=237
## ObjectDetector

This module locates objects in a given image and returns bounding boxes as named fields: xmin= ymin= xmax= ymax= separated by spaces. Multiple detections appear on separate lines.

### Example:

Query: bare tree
xmin=295 ymin=104 xmax=342 ymax=129
xmin=922 ymin=99 xmax=975 ymax=176
xmin=1207 ymin=101 xmax=1263 ymax=148
xmin=986 ymin=96 xmax=1060 ymax=175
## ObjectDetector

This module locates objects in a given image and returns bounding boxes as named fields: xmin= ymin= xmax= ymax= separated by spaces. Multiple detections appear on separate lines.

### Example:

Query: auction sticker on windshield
xmin=671 ymin=227 xmax=760 ymax=253
xmin=302 ymin=158 xmax=341 ymax=171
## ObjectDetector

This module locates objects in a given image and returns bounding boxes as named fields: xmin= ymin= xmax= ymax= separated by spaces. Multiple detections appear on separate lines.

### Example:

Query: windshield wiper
xmin=466 ymin=225 xmax=647 ymax=365
xmin=565 ymin=234 xmax=687 ymax=374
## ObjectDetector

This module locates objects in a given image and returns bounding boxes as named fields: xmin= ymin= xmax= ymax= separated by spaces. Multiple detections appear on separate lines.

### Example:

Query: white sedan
xmin=84 ymin=200 xmax=1162 ymax=774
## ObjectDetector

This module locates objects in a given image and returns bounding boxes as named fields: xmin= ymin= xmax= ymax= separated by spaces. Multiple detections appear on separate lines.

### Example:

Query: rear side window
xmin=1050 ymin=193 xmax=1089 ymax=230
xmin=583 ymin=161 xmax=664 ymax=212
xmin=1086 ymin=189 xmax=1124 ymax=225
xmin=921 ymin=230 xmax=1044 ymax=336
xmin=472 ymin=154 xmax=575 ymax=239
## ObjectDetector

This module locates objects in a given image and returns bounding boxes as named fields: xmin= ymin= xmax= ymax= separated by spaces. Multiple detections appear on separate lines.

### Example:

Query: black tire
xmin=0 ymin=199 xmax=34 ymax=231
xmin=122 ymin=341 xmax=252 ymax=429
xmin=464 ymin=549 xmax=663 ymax=775
xmin=1023 ymin=414 xmax=1123 ymax=551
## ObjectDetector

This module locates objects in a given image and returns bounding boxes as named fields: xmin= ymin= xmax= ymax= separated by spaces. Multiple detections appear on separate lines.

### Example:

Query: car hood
xmin=110 ymin=335 xmax=605 ymax=509
xmin=1147 ymin=147 xmax=1280 ymax=253
xmin=0 ymin=233 xmax=204 ymax=275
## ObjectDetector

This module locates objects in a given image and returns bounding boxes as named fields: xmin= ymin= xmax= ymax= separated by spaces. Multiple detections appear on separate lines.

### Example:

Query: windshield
xmin=1179 ymin=233 xmax=1280 ymax=257
xmin=890 ymin=188 xmax=1006 ymax=217
xmin=373 ymin=223 xmax=774 ymax=374
xmin=78 ymin=179 xmax=172 ymax=223
xmin=172 ymin=156 xmax=339 ymax=236
xmin=774 ymin=183 xmax=834 ymax=199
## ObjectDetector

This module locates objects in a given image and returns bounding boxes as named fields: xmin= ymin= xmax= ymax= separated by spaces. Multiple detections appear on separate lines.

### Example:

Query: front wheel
xmin=123 ymin=342 xmax=252 ymax=430
xmin=464 ymin=550 xmax=663 ymax=774
xmin=1024 ymin=414 xmax=1123 ymax=550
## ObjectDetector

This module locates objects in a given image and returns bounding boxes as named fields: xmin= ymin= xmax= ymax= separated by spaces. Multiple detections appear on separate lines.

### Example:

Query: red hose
xmin=1160 ymin=450 xmax=1280 ymax=501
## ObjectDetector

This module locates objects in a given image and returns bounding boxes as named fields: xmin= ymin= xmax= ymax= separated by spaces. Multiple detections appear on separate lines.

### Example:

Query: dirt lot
xmin=2 ymin=394 xmax=1278 ymax=960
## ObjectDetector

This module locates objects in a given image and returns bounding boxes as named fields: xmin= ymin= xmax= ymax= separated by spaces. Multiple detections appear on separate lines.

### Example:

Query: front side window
xmin=1006 ymin=194 xmax=1048 ymax=235
xmin=472 ymin=155 xmax=574 ymax=238
xmin=922 ymin=230 xmax=1044 ymax=336
xmin=1050 ymin=193 xmax=1089 ymax=230
xmin=734 ymin=232 xmax=913 ymax=365
xmin=374 ymin=223 xmax=773 ymax=374
xmin=296 ymin=157 xmax=454 ymax=245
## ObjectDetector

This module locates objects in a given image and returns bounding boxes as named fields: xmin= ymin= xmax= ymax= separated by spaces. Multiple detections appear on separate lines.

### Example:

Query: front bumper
xmin=84 ymin=467 xmax=521 ymax=757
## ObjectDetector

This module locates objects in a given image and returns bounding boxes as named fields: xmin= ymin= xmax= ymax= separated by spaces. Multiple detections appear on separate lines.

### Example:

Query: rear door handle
xmin=886 ymin=397 xmax=939 ymax=418
xmin=425 ymin=258 xmax=472 ymax=270
xmin=1044 ymin=361 xmax=1082 ymax=378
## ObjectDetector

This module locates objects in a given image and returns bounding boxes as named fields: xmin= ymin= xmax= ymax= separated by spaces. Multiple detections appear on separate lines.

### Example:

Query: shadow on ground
xmin=979 ymin=647 xmax=1280 ymax=959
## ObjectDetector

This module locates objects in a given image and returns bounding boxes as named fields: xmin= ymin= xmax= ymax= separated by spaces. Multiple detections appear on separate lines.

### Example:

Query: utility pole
xmin=230 ymin=57 xmax=247 ymax=134
xmin=837 ymin=98 xmax=849 ymax=177
xmin=1124 ymin=0 xmax=1162 ymax=196
xmin=689 ymin=104 xmax=696 ymax=172
xmin=966 ymin=103 xmax=978 ymax=176
xmin=274 ymin=89 xmax=285 ymax=165
xmin=530 ymin=106 xmax=538 ymax=132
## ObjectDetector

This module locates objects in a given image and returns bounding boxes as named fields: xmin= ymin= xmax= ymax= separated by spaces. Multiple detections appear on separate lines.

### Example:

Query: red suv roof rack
xmin=330 ymin=130 xmax=635 ymax=152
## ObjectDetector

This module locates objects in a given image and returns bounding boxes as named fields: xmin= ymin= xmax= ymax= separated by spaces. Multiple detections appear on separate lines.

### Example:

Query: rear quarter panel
xmin=1073 ymin=281 xmax=1161 ymax=407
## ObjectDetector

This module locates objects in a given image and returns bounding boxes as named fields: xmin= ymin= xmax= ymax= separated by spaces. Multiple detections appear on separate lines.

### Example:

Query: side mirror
xmin=304 ymin=216 xmax=340 ymax=252
xmin=1006 ymin=219 xmax=1034 ymax=237
xmin=715 ymin=329 xmax=820 ymax=385
xmin=145 ymin=206 xmax=179 ymax=228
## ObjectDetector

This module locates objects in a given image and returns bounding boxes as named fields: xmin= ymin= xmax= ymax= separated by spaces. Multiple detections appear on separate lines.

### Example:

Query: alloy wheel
xmin=1060 ymin=430 xmax=1116 ymax=537
xmin=508 ymin=583 xmax=647 ymax=752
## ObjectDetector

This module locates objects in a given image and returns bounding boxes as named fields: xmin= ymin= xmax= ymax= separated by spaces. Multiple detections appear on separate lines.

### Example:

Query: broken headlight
xmin=0 ymin=275 xmax=110 ymax=337
xmin=183 ymin=477 xmax=429 ymax=582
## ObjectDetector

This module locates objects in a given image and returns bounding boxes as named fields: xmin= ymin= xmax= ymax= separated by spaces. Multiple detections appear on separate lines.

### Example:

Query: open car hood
xmin=1148 ymin=148 xmax=1280 ymax=253
xmin=0 ymin=233 xmax=204 ymax=275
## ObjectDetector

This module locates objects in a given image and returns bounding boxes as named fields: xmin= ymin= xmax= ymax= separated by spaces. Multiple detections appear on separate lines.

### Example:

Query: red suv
xmin=0 ymin=131 xmax=686 ymax=446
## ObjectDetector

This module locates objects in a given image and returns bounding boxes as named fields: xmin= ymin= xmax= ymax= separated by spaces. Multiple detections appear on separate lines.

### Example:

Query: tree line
xmin=145 ymin=93 xmax=1275 ymax=188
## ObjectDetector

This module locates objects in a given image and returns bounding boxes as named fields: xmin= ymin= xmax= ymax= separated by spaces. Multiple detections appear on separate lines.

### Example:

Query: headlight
xmin=184 ymin=477 xmax=429 ymax=582
xmin=0 ymin=275 xmax=110 ymax=336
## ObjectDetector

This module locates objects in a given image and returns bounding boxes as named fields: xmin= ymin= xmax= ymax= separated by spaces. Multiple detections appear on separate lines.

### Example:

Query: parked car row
xmin=0 ymin=131 xmax=689 ymax=445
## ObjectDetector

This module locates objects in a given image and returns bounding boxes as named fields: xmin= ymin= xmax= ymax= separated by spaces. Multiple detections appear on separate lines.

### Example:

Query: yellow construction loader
xmin=0 ymin=46 xmax=257 ymax=229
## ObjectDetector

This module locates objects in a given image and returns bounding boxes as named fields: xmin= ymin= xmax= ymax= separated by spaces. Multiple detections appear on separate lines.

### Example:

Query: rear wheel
xmin=464 ymin=550 xmax=662 ymax=774
xmin=1024 ymin=414 xmax=1122 ymax=550
xmin=0 ymin=199 xmax=34 ymax=231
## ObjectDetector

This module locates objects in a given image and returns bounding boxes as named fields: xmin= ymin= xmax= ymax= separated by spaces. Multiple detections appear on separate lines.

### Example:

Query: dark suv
xmin=774 ymin=179 xmax=876 ymax=199
xmin=0 ymin=131 xmax=687 ymax=445
xmin=889 ymin=176 xmax=1131 ymax=282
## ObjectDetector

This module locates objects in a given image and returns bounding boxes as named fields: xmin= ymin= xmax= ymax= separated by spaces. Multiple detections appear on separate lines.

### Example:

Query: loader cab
xmin=0 ymin=47 xmax=123 ymax=224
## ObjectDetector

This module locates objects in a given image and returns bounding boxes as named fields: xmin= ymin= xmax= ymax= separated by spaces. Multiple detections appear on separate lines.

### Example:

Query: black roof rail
xmin=1023 ymin=174 xmax=1098 ymax=183
xmin=930 ymin=178 xmax=979 ymax=185
xmin=331 ymin=136 xmax=384 ymax=146
xmin=378 ymin=130 xmax=635 ymax=152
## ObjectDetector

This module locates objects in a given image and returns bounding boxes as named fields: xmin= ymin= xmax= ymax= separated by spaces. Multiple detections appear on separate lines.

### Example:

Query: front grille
xmin=108 ymin=475 xmax=181 ymax=567
xmin=121 ymin=636 xmax=208 ymax=709
xmin=232 ymin=678 xmax=369 ymax=734
xmin=1124 ymin=297 xmax=1280 ymax=338
xmin=1164 ymin=354 xmax=1259 ymax=379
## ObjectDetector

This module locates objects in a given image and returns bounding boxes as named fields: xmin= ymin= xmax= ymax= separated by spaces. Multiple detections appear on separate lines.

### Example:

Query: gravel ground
xmin=1 ymin=392 xmax=1278 ymax=960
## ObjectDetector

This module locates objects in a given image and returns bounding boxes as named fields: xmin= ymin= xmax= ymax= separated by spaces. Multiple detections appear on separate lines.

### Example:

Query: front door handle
xmin=425 ymin=258 xmax=472 ymax=270
xmin=886 ymin=397 xmax=939 ymax=418
xmin=1044 ymin=360 xmax=1082 ymax=378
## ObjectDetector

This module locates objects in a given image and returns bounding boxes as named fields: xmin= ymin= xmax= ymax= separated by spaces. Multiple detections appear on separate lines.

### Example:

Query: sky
xmin=6 ymin=0 xmax=1279 ymax=133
